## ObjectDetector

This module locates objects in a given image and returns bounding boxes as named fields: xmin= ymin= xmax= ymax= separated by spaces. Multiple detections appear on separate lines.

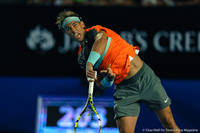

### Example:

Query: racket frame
xmin=74 ymin=81 xmax=102 ymax=133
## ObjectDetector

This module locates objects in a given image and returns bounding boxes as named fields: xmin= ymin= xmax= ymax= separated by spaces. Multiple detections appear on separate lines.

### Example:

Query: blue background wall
xmin=0 ymin=77 xmax=199 ymax=133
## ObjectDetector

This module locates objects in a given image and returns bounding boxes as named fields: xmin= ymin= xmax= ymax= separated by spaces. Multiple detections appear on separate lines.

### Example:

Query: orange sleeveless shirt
xmin=79 ymin=25 xmax=139 ymax=85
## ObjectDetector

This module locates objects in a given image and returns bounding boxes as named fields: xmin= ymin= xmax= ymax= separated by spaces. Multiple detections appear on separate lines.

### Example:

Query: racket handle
xmin=88 ymin=81 xmax=94 ymax=95
xmin=88 ymin=71 xmax=96 ymax=95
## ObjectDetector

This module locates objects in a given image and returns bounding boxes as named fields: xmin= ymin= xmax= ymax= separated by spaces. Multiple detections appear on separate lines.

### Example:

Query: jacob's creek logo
xmin=26 ymin=25 xmax=55 ymax=54
xmin=26 ymin=25 xmax=80 ymax=54
xmin=120 ymin=29 xmax=200 ymax=53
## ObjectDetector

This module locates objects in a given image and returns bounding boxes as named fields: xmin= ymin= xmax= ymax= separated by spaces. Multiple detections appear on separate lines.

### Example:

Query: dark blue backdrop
xmin=0 ymin=77 xmax=199 ymax=133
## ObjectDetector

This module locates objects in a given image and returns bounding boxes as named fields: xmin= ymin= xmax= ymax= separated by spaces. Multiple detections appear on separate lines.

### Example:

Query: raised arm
xmin=86 ymin=30 xmax=107 ymax=81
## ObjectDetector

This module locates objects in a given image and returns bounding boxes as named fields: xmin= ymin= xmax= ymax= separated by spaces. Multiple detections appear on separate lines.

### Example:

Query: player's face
xmin=64 ymin=21 xmax=85 ymax=42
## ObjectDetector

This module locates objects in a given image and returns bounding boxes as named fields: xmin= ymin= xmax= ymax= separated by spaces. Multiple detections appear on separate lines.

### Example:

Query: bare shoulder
xmin=95 ymin=30 xmax=107 ymax=40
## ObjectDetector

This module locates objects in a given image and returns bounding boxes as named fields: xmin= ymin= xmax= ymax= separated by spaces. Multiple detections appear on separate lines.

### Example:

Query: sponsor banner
xmin=0 ymin=6 xmax=200 ymax=78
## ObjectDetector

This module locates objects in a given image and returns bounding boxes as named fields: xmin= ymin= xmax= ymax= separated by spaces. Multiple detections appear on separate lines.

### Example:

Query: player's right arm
xmin=86 ymin=30 xmax=108 ymax=81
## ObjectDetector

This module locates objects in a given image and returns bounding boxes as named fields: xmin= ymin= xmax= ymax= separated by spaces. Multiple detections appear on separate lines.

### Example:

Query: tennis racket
xmin=74 ymin=80 xmax=101 ymax=133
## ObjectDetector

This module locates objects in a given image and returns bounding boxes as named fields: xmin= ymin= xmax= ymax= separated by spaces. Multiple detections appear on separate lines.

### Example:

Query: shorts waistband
xmin=117 ymin=62 xmax=147 ymax=86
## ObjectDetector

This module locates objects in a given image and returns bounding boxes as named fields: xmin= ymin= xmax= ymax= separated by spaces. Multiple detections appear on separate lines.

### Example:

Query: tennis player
xmin=56 ymin=10 xmax=181 ymax=133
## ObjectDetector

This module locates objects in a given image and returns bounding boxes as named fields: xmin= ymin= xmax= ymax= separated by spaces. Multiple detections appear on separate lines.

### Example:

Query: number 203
xmin=56 ymin=106 xmax=107 ymax=128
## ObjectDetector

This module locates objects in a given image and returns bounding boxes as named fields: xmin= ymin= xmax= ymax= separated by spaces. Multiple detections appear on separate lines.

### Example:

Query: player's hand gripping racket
xmin=74 ymin=79 xmax=101 ymax=133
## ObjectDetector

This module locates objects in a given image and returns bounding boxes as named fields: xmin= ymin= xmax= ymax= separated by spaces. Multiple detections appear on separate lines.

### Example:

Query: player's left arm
xmin=86 ymin=30 xmax=107 ymax=80
xmin=95 ymin=64 xmax=116 ymax=89
xmin=95 ymin=73 xmax=106 ymax=90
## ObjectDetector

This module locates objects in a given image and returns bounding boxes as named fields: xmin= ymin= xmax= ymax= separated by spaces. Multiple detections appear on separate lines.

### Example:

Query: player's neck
xmin=81 ymin=39 xmax=88 ymax=46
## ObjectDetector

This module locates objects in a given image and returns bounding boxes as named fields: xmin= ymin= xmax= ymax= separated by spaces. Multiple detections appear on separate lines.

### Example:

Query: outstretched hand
xmin=100 ymin=64 xmax=116 ymax=81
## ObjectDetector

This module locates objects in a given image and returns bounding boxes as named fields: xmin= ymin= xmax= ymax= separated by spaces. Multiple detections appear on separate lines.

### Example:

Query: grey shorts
xmin=113 ymin=62 xmax=171 ymax=119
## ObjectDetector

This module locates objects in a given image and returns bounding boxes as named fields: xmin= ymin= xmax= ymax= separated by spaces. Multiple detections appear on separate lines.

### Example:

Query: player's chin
xmin=76 ymin=38 xmax=84 ymax=43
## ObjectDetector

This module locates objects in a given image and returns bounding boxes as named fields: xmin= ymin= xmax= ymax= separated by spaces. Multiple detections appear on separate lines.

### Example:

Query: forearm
xmin=95 ymin=73 xmax=110 ymax=90
xmin=95 ymin=76 xmax=114 ymax=90
xmin=95 ymin=79 xmax=108 ymax=90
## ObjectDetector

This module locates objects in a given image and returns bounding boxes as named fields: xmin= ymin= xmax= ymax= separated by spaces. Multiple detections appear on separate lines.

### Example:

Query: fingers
xmin=107 ymin=64 xmax=111 ymax=69
xmin=86 ymin=70 xmax=97 ymax=81
xmin=100 ymin=70 xmax=107 ymax=74
xmin=100 ymin=64 xmax=116 ymax=81
xmin=100 ymin=64 xmax=111 ymax=73
xmin=86 ymin=63 xmax=97 ymax=81
xmin=107 ymin=72 xmax=116 ymax=81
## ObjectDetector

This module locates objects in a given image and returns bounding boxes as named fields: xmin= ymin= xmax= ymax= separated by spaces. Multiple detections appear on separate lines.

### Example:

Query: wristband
xmin=87 ymin=51 xmax=101 ymax=66
xmin=101 ymin=77 xmax=114 ymax=88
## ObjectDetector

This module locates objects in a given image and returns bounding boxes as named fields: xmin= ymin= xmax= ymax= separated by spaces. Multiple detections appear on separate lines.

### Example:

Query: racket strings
xmin=76 ymin=110 xmax=100 ymax=133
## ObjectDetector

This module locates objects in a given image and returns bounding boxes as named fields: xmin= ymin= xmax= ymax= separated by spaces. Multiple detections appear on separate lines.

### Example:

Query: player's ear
xmin=80 ymin=21 xmax=86 ymax=29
